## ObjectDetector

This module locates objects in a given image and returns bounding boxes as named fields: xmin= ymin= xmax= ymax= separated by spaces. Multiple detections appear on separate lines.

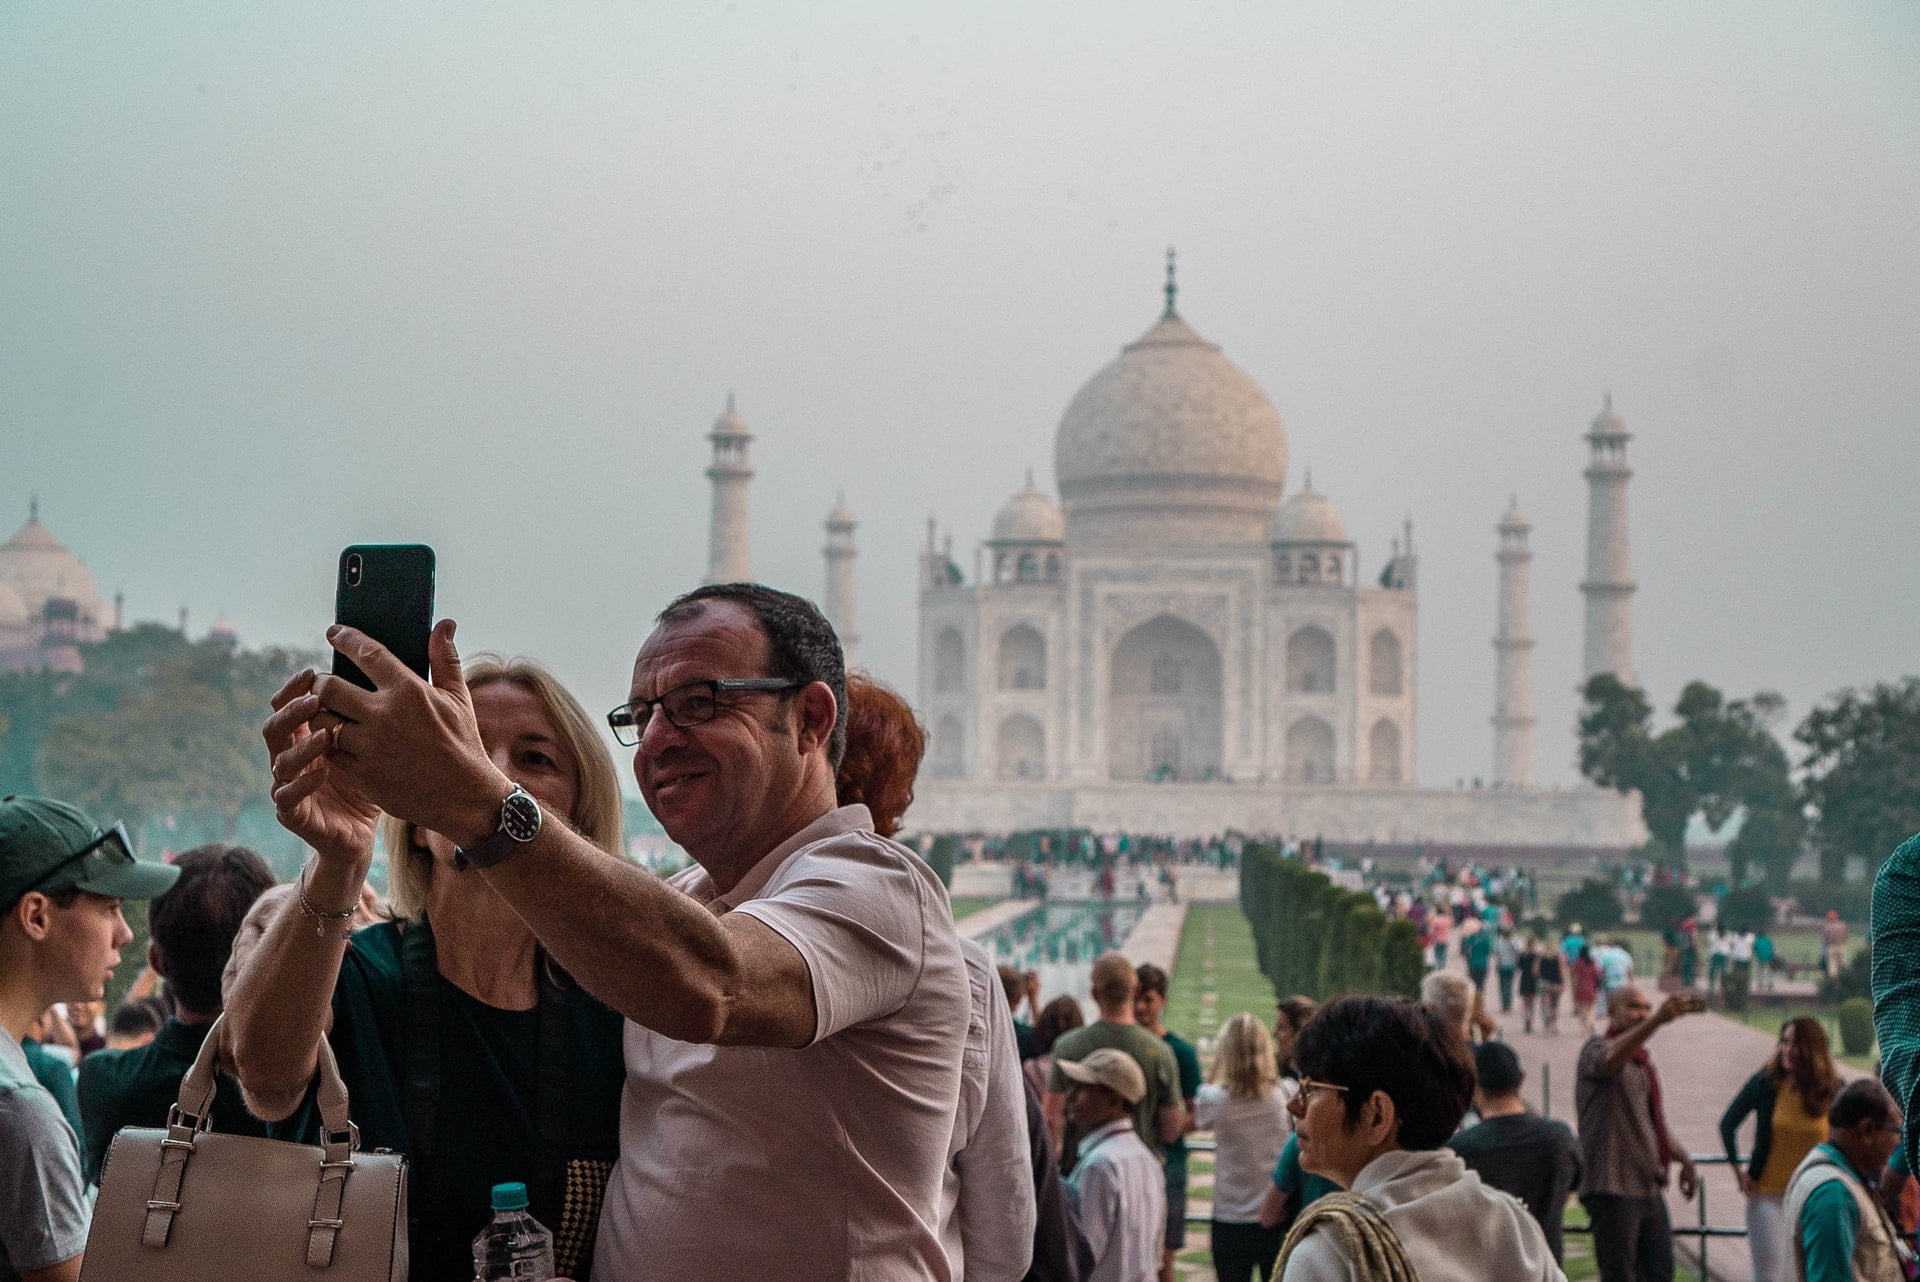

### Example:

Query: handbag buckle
xmin=308 ymin=1217 xmax=346 ymax=1230
xmin=165 ymin=1103 xmax=211 ymax=1135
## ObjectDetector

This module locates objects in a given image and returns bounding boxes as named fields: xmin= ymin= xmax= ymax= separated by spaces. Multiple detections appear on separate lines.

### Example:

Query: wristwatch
xmin=453 ymin=785 xmax=542 ymax=871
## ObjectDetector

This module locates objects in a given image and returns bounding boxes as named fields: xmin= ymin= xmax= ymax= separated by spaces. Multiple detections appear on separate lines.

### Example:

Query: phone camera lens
xmin=344 ymin=554 xmax=363 ymax=587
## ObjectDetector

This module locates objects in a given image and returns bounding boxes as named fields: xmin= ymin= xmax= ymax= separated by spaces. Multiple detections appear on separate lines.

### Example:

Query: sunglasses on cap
xmin=25 ymin=823 xmax=137 ymax=896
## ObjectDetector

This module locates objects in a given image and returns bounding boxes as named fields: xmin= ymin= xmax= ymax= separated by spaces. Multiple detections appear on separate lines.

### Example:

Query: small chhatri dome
xmin=1053 ymin=258 xmax=1288 ymax=547
xmin=209 ymin=611 xmax=238 ymax=640
xmin=1588 ymin=391 xmax=1629 ymax=438
xmin=991 ymin=471 xmax=1065 ymax=544
xmin=1500 ymin=494 xmax=1531 ymax=529
xmin=825 ymin=491 xmax=855 ymax=526
xmin=1271 ymin=475 xmax=1349 ymax=545
xmin=711 ymin=391 xmax=750 ymax=439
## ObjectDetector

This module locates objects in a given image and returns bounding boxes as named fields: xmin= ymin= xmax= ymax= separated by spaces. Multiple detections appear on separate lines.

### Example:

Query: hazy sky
xmin=4 ymin=1 xmax=1916 ymax=792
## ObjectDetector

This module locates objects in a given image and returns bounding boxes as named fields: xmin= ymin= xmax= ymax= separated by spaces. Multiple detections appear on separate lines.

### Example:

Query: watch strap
xmin=453 ymin=786 xmax=540 ymax=870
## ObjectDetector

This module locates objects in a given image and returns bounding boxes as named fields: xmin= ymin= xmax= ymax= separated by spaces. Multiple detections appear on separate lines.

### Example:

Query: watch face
xmin=500 ymin=790 xmax=541 ymax=842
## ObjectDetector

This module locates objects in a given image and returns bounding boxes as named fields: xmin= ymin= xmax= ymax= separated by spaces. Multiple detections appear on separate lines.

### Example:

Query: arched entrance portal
xmin=1107 ymin=614 xmax=1223 ymax=781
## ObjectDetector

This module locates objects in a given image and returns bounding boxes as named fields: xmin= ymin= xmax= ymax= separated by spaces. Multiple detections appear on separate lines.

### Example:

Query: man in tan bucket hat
xmin=1059 ymin=1048 xmax=1165 ymax=1282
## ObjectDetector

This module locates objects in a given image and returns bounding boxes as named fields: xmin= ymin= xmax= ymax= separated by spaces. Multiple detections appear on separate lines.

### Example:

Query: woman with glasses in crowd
xmin=229 ymin=651 xmax=628 ymax=1282
xmin=1275 ymin=995 xmax=1562 ymax=1281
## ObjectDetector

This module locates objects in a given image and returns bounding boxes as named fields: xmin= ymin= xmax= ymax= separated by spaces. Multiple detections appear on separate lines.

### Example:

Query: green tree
xmin=13 ymin=630 xmax=315 ymax=857
xmin=1579 ymin=675 xmax=1693 ymax=866
xmin=1579 ymin=675 xmax=1803 ymax=879
xmin=1797 ymin=677 xmax=1920 ymax=884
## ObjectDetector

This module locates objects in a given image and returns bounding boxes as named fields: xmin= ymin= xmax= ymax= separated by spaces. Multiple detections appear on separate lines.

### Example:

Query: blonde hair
xmin=1212 ymin=1012 xmax=1279 ymax=1099
xmin=379 ymin=653 xmax=625 ymax=921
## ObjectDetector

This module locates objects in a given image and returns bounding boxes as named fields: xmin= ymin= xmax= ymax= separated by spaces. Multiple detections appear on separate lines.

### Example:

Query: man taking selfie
xmin=272 ymin=583 xmax=969 ymax=1281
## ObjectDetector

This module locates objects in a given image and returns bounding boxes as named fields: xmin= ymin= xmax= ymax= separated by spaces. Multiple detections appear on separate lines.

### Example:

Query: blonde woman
xmin=1194 ymin=1013 xmax=1293 ymax=1282
xmin=228 ymin=654 xmax=629 ymax=1282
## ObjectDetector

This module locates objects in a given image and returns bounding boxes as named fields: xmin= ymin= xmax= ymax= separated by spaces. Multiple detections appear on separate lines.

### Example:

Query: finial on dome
xmin=1163 ymin=246 xmax=1178 ymax=318
xmin=1603 ymin=390 xmax=1612 ymax=413
xmin=727 ymin=390 xmax=736 ymax=412
xmin=28 ymin=494 xmax=38 ymax=524
xmin=1024 ymin=466 xmax=1035 ymax=490
xmin=1303 ymin=466 xmax=1313 ymax=493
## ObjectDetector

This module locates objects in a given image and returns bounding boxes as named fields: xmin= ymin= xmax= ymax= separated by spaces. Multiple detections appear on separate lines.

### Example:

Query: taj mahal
xmin=695 ymin=256 xmax=1647 ymax=851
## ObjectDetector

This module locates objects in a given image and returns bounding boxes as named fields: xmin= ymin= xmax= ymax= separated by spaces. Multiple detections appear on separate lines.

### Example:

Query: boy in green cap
xmin=0 ymin=795 xmax=178 ymax=1282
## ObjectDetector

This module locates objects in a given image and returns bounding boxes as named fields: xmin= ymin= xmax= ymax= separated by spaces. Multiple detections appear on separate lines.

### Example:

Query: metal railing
xmin=1179 ymin=1135 xmax=1747 ymax=1277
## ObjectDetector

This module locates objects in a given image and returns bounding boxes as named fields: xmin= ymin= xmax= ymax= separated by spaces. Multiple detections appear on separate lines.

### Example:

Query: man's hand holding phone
xmin=304 ymin=620 xmax=512 ymax=854
xmin=1657 ymin=992 xmax=1704 ymax=1025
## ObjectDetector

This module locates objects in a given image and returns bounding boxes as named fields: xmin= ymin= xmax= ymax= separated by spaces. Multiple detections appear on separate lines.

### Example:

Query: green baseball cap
xmin=0 ymin=795 xmax=180 ymax=910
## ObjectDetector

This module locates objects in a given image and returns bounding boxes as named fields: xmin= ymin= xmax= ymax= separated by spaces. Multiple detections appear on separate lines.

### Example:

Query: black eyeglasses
xmin=606 ymin=679 xmax=801 ymax=746
xmin=26 ymin=823 xmax=135 ymax=894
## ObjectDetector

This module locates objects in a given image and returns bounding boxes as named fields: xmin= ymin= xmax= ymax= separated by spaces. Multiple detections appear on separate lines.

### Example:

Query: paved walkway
xmin=1487 ymin=981 xmax=1866 ymax=1282
xmin=1122 ymin=903 xmax=1188 ymax=973
xmin=952 ymin=898 xmax=1040 ymax=939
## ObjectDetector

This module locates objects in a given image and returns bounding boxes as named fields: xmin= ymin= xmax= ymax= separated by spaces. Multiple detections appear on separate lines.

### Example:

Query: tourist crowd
xmin=4 ymin=580 xmax=1918 ymax=1282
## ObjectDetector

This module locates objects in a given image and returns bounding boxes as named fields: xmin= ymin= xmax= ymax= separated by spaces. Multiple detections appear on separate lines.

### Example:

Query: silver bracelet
xmin=298 ymin=863 xmax=357 ymax=940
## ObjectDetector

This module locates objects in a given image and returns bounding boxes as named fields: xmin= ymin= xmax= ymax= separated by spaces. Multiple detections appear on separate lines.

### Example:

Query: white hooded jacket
xmin=1282 ymin=1147 xmax=1566 ymax=1282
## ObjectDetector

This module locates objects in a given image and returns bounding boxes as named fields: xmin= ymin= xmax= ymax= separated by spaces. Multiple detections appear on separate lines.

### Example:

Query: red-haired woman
xmin=1719 ymin=1016 xmax=1841 ymax=1282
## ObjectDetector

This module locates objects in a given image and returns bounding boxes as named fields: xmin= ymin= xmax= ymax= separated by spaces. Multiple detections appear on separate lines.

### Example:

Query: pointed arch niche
xmin=1107 ymin=614 xmax=1223 ymax=782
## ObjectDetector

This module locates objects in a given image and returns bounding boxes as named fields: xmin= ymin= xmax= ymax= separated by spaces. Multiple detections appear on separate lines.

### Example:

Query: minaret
xmin=1492 ymin=497 xmax=1536 ymax=786
xmin=1580 ymin=393 xmax=1636 ymax=684
xmin=822 ymin=493 xmax=859 ymax=664
xmin=704 ymin=393 xmax=753 ymax=583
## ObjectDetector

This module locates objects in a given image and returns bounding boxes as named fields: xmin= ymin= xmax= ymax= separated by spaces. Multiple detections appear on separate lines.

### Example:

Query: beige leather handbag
xmin=81 ymin=1014 xmax=408 ymax=1282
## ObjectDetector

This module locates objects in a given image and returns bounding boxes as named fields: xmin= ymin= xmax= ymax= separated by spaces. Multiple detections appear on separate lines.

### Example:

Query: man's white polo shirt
xmin=594 ymin=804 xmax=970 ymax=1281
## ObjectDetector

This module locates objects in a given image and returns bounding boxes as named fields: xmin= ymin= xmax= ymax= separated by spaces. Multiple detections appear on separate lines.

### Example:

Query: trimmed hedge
xmin=1838 ymin=997 xmax=1874 ymax=1056
xmin=1240 ymin=842 xmax=1423 ymax=1000
xmin=1556 ymin=880 xmax=1625 ymax=930
xmin=1717 ymin=885 xmax=1775 ymax=935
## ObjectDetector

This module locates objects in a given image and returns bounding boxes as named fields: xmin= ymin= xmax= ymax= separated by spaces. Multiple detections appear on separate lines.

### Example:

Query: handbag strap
xmin=401 ymin=916 xmax=574 ymax=1232
xmin=400 ymin=916 xmax=441 ymax=1240
xmin=533 ymin=952 xmax=572 ymax=1224
xmin=145 ymin=1013 xmax=360 ymax=1266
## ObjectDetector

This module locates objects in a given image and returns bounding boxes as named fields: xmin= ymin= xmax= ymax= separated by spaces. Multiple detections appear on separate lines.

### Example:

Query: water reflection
xmin=977 ymin=903 xmax=1146 ymax=1019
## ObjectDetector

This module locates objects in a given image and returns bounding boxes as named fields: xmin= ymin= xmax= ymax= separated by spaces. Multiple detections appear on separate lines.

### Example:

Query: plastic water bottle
xmin=472 ymin=1182 xmax=556 ymax=1281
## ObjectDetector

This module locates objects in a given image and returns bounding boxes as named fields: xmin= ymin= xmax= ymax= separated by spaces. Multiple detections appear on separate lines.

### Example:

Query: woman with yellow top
xmin=1720 ymin=1017 xmax=1841 ymax=1282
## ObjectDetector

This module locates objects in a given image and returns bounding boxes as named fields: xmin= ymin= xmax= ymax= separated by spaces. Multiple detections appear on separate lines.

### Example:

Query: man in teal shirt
xmin=1785 ymin=1079 xmax=1906 ymax=1282
xmin=1136 ymin=963 xmax=1200 ymax=1282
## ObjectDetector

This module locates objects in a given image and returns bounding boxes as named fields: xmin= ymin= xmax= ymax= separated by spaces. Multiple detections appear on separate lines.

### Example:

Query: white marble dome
xmin=991 ymin=479 xmax=1065 ymax=543
xmin=1272 ymin=482 xmax=1349 ymax=545
xmin=0 ymin=580 xmax=29 ymax=630
xmin=0 ymin=508 xmax=107 ymax=639
xmin=1054 ymin=310 xmax=1287 ymax=546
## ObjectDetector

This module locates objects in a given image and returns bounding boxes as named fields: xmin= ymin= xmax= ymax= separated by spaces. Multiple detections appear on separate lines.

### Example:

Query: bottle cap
xmin=490 ymin=1182 xmax=529 ymax=1211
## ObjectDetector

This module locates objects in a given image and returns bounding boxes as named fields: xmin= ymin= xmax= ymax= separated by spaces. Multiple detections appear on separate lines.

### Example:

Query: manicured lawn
xmin=1722 ymin=1004 xmax=1878 ymax=1071
xmin=1166 ymin=903 xmax=1275 ymax=1050
xmin=947 ymin=896 xmax=1001 ymax=920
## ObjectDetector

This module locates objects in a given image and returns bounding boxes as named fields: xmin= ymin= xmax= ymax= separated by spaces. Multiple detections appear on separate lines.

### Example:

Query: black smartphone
xmin=332 ymin=544 xmax=435 ymax=691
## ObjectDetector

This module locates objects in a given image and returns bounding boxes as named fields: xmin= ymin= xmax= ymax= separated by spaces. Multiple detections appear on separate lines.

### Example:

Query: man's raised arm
xmin=305 ymin=621 xmax=820 ymax=1049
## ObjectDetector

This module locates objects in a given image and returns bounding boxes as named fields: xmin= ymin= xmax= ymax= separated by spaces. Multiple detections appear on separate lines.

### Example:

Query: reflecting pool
xmin=976 ymin=903 xmax=1146 ymax=1018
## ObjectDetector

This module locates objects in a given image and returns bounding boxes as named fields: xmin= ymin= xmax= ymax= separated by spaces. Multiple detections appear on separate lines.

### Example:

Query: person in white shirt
xmin=1061 ymin=1049 xmax=1166 ymax=1282
xmin=1194 ymin=1013 xmax=1293 ymax=1282
xmin=830 ymin=672 xmax=1037 ymax=1282
xmin=945 ymin=935 xmax=1038 ymax=1281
